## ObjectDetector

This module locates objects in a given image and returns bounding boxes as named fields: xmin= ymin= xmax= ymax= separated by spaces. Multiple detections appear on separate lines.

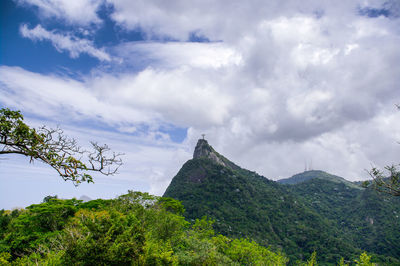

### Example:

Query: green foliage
xmin=192 ymin=216 xmax=215 ymax=238
xmin=288 ymin=178 xmax=400 ymax=262
xmin=60 ymin=209 xmax=145 ymax=265
xmin=0 ymin=252 xmax=11 ymax=265
xmin=338 ymin=257 xmax=349 ymax=266
xmin=354 ymin=252 xmax=373 ymax=266
xmin=1 ymin=188 xmax=386 ymax=266
xmin=2 ymin=198 xmax=79 ymax=257
xmin=305 ymin=251 xmax=317 ymax=266
xmin=0 ymin=191 xmax=288 ymax=265
xmin=157 ymin=197 xmax=185 ymax=215
xmin=12 ymin=250 xmax=64 ymax=265
xmin=214 ymin=236 xmax=289 ymax=265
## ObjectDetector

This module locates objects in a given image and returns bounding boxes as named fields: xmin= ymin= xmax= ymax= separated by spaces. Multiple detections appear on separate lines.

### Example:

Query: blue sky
xmin=1 ymin=0 xmax=400 ymax=209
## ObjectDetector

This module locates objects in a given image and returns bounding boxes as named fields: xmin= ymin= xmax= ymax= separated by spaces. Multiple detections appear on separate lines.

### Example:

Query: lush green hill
xmin=164 ymin=140 xmax=362 ymax=264
xmin=287 ymin=177 xmax=400 ymax=263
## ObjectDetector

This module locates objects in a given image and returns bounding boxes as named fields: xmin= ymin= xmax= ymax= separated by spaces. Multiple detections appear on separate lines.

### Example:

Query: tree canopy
xmin=0 ymin=191 xmax=380 ymax=265
xmin=0 ymin=192 xmax=289 ymax=265
xmin=0 ymin=108 xmax=122 ymax=185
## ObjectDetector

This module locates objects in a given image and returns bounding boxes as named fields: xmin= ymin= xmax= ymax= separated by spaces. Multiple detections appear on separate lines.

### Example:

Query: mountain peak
xmin=192 ymin=139 xmax=240 ymax=170
xmin=193 ymin=138 xmax=225 ymax=165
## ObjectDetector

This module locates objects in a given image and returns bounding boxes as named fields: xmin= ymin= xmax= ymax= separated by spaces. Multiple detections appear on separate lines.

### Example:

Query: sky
xmin=1 ymin=0 xmax=400 ymax=209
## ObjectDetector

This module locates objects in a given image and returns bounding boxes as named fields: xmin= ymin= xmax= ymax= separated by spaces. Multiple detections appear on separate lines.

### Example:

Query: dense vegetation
xmin=164 ymin=159 xmax=360 ymax=264
xmin=287 ymin=176 xmax=400 ymax=263
xmin=0 ymin=191 xmax=288 ymax=265
xmin=164 ymin=141 xmax=400 ymax=265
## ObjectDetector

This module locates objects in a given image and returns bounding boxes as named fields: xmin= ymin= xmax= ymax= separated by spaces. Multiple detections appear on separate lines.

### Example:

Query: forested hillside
xmin=287 ymin=177 xmax=400 ymax=261
xmin=164 ymin=139 xmax=400 ymax=265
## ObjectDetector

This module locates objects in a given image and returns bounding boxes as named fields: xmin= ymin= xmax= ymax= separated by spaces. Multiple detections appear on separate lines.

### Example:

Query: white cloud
xmin=0 ymin=65 xmax=232 ymax=129
xmin=16 ymin=0 xmax=103 ymax=26
xmin=287 ymin=90 xmax=333 ymax=123
xmin=115 ymin=42 xmax=242 ymax=69
xmin=105 ymin=0 xmax=369 ymax=41
xmin=0 ymin=66 xmax=149 ymax=124
xmin=20 ymin=24 xmax=112 ymax=61
xmin=3 ymin=7 xmax=400 ymax=177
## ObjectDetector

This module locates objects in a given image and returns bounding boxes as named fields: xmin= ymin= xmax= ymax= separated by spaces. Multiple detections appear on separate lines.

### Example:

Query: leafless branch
xmin=367 ymin=165 xmax=400 ymax=196
xmin=1 ymin=120 xmax=123 ymax=185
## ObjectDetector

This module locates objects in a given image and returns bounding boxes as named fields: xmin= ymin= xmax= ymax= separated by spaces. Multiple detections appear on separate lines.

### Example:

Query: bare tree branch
xmin=1 ymin=108 xmax=123 ymax=185
xmin=365 ymin=104 xmax=400 ymax=196
xmin=367 ymin=165 xmax=400 ymax=196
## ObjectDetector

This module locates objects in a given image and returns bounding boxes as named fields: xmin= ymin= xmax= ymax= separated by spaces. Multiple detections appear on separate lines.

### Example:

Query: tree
xmin=354 ymin=252 xmax=374 ymax=266
xmin=0 ymin=108 xmax=122 ymax=185
xmin=366 ymin=104 xmax=400 ymax=196
xmin=367 ymin=165 xmax=400 ymax=196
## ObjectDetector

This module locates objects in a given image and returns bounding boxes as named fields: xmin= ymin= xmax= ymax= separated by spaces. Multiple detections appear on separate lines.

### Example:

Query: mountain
xmin=277 ymin=170 xmax=362 ymax=189
xmin=78 ymin=195 xmax=92 ymax=202
xmin=164 ymin=139 xmax=360 ymax=264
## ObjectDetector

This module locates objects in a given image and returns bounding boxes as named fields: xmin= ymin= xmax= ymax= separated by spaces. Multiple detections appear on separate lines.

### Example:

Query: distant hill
xmin=277 ymin=170 xmax=362 ymax=189
xmin=78 ymin=195 xmax=92 ymax=202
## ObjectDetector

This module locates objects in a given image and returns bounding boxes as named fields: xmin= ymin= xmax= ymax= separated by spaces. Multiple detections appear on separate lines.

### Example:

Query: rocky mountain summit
xmin=192 ymin=139 xmax=240 ymax=170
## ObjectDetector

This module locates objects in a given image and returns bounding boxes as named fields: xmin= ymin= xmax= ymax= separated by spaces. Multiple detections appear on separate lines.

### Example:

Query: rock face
xmin=193 ymin=139 xmax=226 ymax=166
xmin=192 ymin=139 xmax=239 ymax=170
xmin=193 ymin=139 xmax=213 ymax=159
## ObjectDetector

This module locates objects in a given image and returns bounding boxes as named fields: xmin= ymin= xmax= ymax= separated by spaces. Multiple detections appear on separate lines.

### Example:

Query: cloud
xmin=20 ymin=24 xmax=112 ymax=61
xmin=16 ymin=0 xmax=103 ymax=26
xmin=0 ymin=64 xmax=232 ymax=129
xmin=115 ymin=42 xmax=242 ymax=69
xmin=105 ymin=0 xmax=373 ymax=41
xmin=0 ymin=66 xmax=147 ymax=125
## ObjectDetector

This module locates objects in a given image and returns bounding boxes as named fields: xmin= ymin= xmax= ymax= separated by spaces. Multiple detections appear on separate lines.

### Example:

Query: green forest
xmin=0 ymin=191 xmax=378 ymax=265
xmin=0 ymin=191 xmax=289 ymax=265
